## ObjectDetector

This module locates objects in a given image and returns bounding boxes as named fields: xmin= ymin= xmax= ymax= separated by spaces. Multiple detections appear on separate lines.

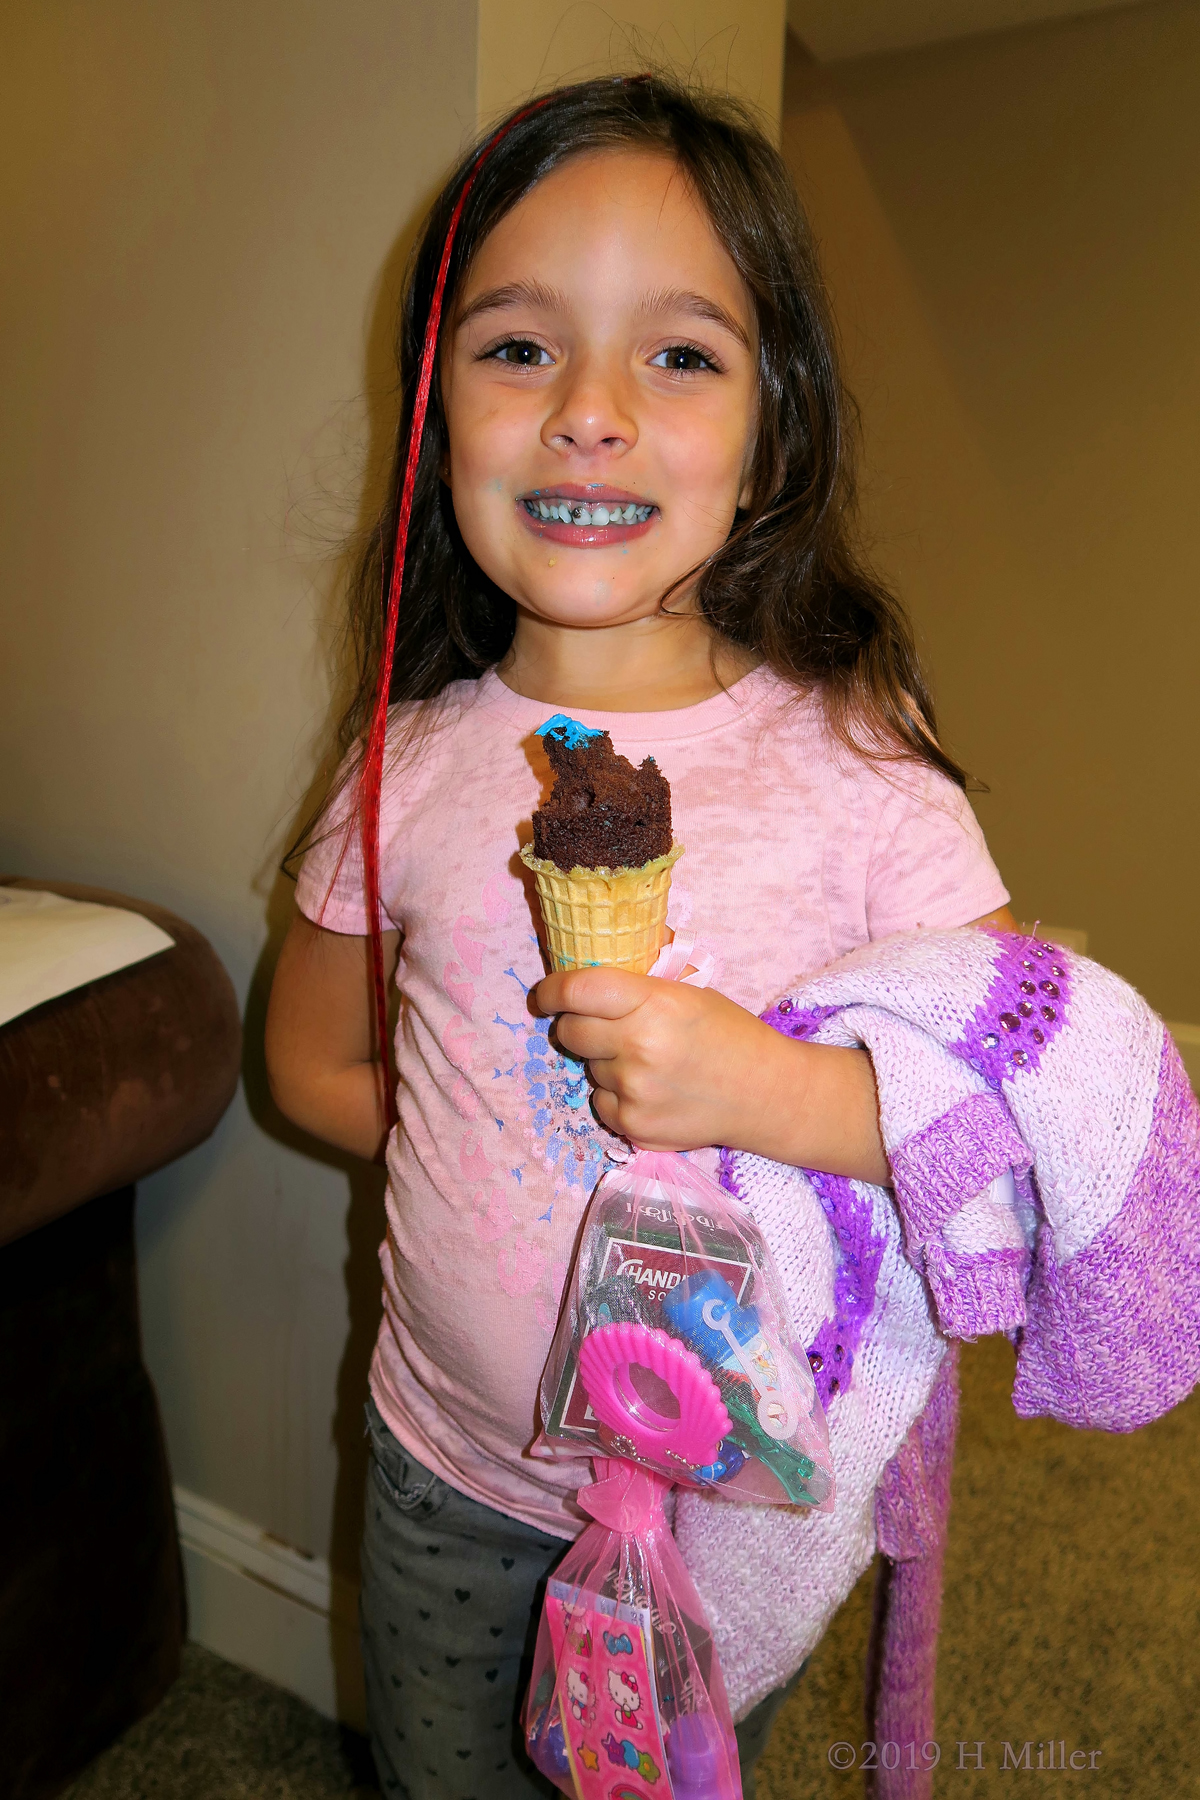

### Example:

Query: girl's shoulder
xmin=376 ymin=671 xmax=510 ymax=784
xmin=744 ymin=672 xmax=1005 ymax=925
xmin=743 ymin=669 xmax=955 ymax=808
xmin=295 ymin=674 xmax=509 ymax=933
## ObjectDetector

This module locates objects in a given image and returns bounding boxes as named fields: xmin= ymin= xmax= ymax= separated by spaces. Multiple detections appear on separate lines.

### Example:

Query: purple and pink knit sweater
xmin=673 ymin=927 xmax=1200 ymax=1787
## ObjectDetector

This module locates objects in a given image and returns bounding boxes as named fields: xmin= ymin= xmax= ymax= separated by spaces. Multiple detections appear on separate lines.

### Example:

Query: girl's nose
xmin=541 ymin=358 xmax=638 ymax=461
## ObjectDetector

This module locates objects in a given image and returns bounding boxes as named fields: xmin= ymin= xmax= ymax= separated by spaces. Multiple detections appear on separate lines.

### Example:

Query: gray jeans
xmin=361 ymin=1399 xmax=803 ymax=1799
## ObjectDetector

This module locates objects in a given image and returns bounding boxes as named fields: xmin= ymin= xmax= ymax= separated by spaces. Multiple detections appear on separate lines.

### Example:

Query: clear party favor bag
xmin=524 ymin=1459 xmax=742 ymax=1799
xmin=538 ymin=1149 xmax=834 ymax=1509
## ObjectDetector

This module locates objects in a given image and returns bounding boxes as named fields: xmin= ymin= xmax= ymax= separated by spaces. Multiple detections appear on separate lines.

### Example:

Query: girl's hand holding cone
xmin=535 ymin=965 xmax=891 ymax=1184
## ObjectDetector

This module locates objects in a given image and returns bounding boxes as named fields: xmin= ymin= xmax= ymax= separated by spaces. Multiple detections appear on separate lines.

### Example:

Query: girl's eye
xmin=650 ymin=343 xmax=719 ymax=374
xmin=488 ymin=339 xmax=552 ymax=368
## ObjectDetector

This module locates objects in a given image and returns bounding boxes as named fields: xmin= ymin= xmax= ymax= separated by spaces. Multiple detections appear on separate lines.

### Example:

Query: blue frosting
xmin=536 ymin=713 xmax=603 ymax=748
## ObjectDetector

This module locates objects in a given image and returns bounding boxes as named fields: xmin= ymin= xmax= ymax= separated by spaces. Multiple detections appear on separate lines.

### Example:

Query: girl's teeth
xmin=523 ymin=499 xmax=653 ymax=526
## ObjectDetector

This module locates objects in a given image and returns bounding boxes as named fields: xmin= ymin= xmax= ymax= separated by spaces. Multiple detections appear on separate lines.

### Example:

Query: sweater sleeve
xmin=1012 ymin=1029 xmax=1200 ymax=1431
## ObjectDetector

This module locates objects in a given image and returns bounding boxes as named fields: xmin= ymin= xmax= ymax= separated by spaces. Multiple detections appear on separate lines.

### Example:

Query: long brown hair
xmin=323 ymin=72 xmax=966 ymax=793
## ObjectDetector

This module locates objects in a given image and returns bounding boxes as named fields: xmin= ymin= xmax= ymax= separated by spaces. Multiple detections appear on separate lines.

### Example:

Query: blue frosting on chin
xmin=536 ymin=713 xmax=603 ymax=748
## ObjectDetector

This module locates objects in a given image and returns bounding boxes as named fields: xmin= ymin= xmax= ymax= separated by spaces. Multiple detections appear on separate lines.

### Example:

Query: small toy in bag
xmin=524 ymin=1459 xmax=741 ymax=1799
xmin=540 ymin=1149 xmax=834 ymax=1508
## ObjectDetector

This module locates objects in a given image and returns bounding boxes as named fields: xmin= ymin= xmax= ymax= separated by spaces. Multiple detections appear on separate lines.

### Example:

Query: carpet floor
xmin=67 ymin=1336 xmax=1198 ymax=1797
xmin=62 ymin=1645 xmax=378 ymax=1799
xmin=756 ymin=1335 xmax=1200 ymax=1798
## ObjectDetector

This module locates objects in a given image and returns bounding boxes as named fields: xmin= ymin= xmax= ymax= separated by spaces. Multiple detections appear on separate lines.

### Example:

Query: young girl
xmin=265 ymin=76 xmax=1014 ymax=1799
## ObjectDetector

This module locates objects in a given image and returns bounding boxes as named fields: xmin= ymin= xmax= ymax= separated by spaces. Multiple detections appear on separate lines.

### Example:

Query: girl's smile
xmin=517 ymin=483 xmax=657 ymax=546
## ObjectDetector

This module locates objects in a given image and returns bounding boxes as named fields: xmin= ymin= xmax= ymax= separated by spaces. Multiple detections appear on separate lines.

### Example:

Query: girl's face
xmin=442 ymin=148 xmax=758 ymax=636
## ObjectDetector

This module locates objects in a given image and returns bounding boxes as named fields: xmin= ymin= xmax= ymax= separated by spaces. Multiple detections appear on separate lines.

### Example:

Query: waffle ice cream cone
xmin=520 ymin=841 xmax=683 ymax=975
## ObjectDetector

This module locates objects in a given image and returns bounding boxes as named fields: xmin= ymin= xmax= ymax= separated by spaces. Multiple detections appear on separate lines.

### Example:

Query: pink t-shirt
xmin=296 ymin=666 xmax=1008 ymax=1537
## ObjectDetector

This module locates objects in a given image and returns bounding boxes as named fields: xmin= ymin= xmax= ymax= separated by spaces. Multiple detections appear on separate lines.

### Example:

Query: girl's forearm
xmin=270 ymin=1058 xmax=390 ymax=1163
xmin=264 ymin=914 xmax=401 ymax=1163
xmin=730 ymin=1031 xmax=890 ymax=1185
xmin=546 ymin=969 xmax=890 ymax=1180
xmin=717 ymin=916 xmax=1020 ymax=1181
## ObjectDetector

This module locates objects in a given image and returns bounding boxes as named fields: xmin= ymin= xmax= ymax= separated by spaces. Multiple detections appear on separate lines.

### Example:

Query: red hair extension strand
xmin=356 ymin=95 xmax=553 ymax=1135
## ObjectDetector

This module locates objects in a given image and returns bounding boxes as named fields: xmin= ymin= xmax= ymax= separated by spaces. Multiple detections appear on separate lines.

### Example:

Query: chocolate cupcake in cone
xmin=520 ymin=715 xmax=682 ymax=976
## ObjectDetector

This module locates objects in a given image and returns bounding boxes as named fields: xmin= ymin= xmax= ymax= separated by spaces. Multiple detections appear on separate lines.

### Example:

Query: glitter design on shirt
xmin=518 ymin=1012 xmax=615 ymax=1197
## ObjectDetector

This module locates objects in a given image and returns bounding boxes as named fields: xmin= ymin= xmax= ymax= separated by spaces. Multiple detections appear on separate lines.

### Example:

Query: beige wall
xmin=479 ymin=0 xmax=786 ymax=132
xmin=1 ymin=1 xmax=477 ymax=1570
xmin=783 ymin=0 xmax=1200 ymax=1020
xmin=0 ymin=0 xmax=787 ymax=1595
xmin=786 ymin=0 xmax=1161 ymax=63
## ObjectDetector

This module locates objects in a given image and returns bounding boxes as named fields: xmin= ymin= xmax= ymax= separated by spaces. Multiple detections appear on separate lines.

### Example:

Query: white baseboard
xmin=175 ymin=1486 xmax=366 ymax=1732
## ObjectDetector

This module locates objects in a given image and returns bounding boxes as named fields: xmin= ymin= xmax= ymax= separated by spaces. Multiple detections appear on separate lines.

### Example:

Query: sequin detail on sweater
xmin=802 ymin=1173 xmax=887 ymax=1408
xmin=720 ymin=1146 xmax=887 ymax=1410
xmin=952 ymin=931 xmax=1072 ymax=1084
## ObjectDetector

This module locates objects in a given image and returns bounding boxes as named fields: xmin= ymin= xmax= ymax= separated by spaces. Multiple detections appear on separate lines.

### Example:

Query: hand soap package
xmin=539 ymin=1149 xmax=834 ymax=1509
xmin=524 ymin=1460 xmax=742 ymax=1800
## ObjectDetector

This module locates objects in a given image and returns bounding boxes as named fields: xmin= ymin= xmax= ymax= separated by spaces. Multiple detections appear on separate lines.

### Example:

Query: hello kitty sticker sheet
xmin=545 ymin=1581 xmax=672 ymax=1798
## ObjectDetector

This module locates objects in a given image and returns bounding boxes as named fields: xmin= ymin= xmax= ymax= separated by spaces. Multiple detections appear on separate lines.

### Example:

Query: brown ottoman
xmin=0 ymin=880 xmax=240 ymax=1800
